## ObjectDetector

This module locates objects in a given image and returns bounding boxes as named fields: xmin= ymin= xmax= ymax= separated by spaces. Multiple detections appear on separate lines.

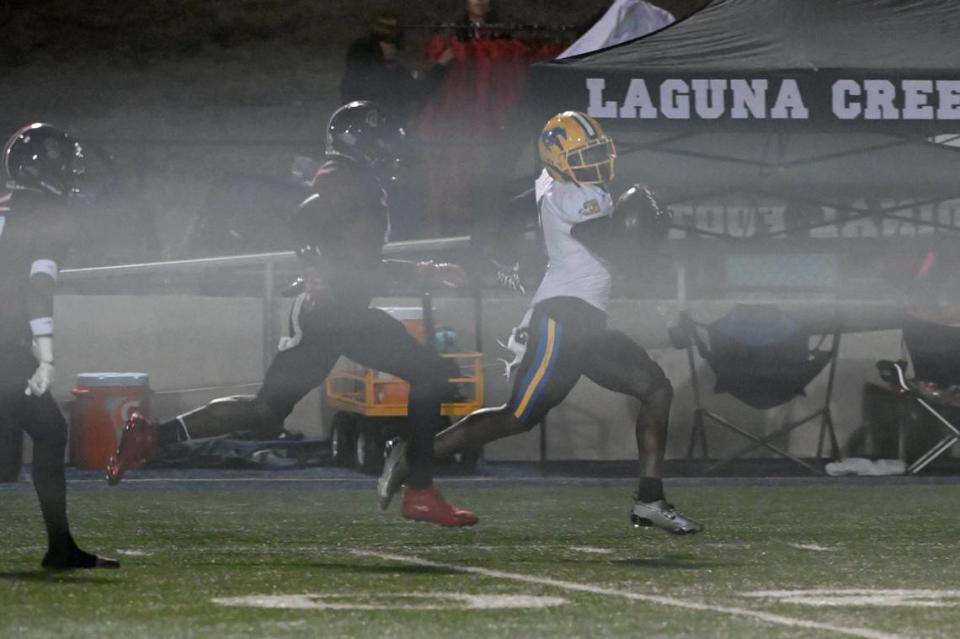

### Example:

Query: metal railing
xmin=59 ymin=236 xmax=471 ymax=280
xmin=60 ymin=235 xmax=472 ymax=373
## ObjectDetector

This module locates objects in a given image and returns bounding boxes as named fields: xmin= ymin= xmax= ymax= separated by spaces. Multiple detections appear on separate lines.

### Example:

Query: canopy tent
xmin=558 ymin=0 xmax=675 ymax=59
xmin=528 ymin=0 xmax=960 ymax=236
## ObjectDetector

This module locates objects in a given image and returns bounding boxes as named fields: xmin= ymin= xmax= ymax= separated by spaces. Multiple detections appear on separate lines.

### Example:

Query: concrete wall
xmin=42 ymin=293 xmax=916 ymax=464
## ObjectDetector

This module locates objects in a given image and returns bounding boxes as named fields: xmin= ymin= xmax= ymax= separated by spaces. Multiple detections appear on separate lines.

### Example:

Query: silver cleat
xmin=377 ymin=439 xmax=409 ymax=511
xmin=630 ymin=499 xmax=703 ymax=535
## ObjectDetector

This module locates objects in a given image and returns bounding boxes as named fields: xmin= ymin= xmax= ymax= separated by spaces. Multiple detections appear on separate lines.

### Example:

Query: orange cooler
xmin=71 ymin=373 xmax=150 ymax=469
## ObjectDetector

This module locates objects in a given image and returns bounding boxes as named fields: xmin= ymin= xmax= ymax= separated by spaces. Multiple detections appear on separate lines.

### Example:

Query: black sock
xmin=405 ymin=388 xmax=439 ymax=491
xmin=635 ymin=477 xmax=664 ymax=502
xmin=32 ymin=437 xmax=76 ymax=554
xmin=405 ymin=444 xmax=434 ymax=491
xmin=156 ymin=419 xmax=188 ymax=446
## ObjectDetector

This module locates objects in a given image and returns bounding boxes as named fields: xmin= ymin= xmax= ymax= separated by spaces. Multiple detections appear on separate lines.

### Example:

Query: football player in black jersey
xmin=107 ymin=102 xmax=477 ymax=527
xmin=1 ymin=123 xmax=119 ymax=569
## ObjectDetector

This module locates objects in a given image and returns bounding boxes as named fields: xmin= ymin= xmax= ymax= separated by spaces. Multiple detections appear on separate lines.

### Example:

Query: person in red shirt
xmin=419 ymin=0 xmax=566 ymax=235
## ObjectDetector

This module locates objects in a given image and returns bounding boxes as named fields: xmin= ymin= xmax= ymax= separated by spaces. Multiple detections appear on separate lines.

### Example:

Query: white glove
xmin=495 ymin=310 xmax=533 ymax=380
xmin=491 ymin=259 xmax=526 ymax=296
xmin=25 ymin=336 xmax=55 ymax=397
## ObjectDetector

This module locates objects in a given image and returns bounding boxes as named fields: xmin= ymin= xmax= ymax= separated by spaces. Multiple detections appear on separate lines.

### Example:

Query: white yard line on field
xmin=788 ymin=543 xmax=836 ymax=552
xmin=568 ymin=546 xmax=613 ymax=555
xmin=66 ymin=476 xmax=633 ymax=484
xmin=352 ymin=550 xmax=904 ymax=639
xmin=744 ymin=589 xmax=960 ymax=608
xmin=212 ymin=592 xmax=568 ymax=611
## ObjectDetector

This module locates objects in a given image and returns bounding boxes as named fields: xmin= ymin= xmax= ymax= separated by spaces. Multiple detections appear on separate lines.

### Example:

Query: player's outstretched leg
xmin=584 ymin=330 xmax=703 ymax=535
xmin=105 ymin=412 xmax=157 ymax=485
xmin=380 ymin=436 xmax=476 ymax=526
xmin=107 ymin=395 xmax=287 ymax=485
xmin=379 ymin=406 xmax=528 ymax=510
xmin=380 ymin=305 xmax=575 ymax=517
xmin=629 ymin=379 xmax=703 ymax=535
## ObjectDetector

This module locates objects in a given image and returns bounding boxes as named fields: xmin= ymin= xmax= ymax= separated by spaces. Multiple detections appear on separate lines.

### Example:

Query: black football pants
xmin=0 ymin=345 xmax=77 ymax=552
xmin=178 ymin=301 xmax=452 ymax=489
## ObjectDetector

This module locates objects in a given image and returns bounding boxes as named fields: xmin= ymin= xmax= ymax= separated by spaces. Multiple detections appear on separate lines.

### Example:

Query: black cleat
xmin=42 ymin=548 xmax=120 ymax=571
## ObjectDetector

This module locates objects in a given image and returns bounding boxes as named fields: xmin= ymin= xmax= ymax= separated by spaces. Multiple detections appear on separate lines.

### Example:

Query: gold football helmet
xmin=538 ymin=111 xmax=616 ymax=185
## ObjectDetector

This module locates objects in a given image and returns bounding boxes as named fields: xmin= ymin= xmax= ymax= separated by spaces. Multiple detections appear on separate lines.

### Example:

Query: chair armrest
xmin=877 ymin=359 xmax=909 ymax=392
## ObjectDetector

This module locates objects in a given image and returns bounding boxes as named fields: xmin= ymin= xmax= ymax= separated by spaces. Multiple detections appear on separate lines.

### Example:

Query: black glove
xmin=614 ymin=184 xmax=671 ymax=245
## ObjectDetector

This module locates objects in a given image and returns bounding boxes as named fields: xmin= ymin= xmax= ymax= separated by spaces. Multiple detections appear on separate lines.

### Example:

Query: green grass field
xmin=2 ymin=473 xmax=958 ymax=638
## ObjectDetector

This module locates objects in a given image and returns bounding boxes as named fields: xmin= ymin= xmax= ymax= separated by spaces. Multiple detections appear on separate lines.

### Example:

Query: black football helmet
xmin=3 ymin=123 xmax=86 ymax=198
xmin=325 ymin=101 xmax=405 ymax=171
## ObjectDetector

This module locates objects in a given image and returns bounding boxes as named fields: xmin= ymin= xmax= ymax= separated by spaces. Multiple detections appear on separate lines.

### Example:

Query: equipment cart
xmin=324 ymin=294 xmax=485 ymax=472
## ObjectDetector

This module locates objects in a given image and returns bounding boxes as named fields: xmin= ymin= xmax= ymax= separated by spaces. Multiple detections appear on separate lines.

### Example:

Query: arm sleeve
xmin=571 ymin=215 xmax=616 ymax=260
xmin=419 ymin=61 xmax=449 ymax=96
xmin=424 ymin=34 xmax=455 ymax=64
xmin=340 ymin=40 xmax=376 ymax=104
xmin=27 ymin=212 xmax=73 ymax=335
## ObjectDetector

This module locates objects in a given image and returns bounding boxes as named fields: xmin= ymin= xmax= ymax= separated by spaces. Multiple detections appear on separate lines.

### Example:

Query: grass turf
xmin=1 ymin=475 xmax=958 ymax=638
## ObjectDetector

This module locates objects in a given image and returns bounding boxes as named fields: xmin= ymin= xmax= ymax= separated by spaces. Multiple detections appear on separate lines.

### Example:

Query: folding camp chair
xmin=671 ymin=304 xmax=842 ymax=474
xmin=876 ymin=314 xmax=960 ymax=474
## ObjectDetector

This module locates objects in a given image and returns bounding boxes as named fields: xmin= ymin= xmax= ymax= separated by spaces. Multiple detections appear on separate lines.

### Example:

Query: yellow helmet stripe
xmin=569 ymin=111 xmax=597 ymax=139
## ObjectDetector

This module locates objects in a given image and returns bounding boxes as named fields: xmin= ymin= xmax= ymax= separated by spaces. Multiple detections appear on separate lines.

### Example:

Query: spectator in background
xmin=418 ymin=0 xmax=568 ymax=236
xmin=340 ymin=12 xmax=454 ymax=126
xmin=339 ymin=12 xmax=456 ymax=239
xmin=458 ymin=0 xmax=501 ymax=39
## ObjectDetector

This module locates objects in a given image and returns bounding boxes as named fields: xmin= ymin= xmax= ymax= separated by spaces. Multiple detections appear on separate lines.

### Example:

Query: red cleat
xmin=105 ymin=412 xmax=157 ymax=485
xmin=401 ymin=485 xmax=479 ymax=527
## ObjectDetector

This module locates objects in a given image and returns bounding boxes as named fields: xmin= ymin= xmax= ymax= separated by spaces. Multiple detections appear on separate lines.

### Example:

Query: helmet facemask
xmin=566 ymin=136 xmax=616 ymax=185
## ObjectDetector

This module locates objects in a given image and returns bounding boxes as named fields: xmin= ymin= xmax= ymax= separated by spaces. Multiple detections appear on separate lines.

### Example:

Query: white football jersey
xmin=530 ymin=169 xmax=613 ymax=313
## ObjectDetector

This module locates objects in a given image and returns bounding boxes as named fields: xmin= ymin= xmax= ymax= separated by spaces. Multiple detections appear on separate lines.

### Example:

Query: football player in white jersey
xmin=379 ymin=111 xmax=701 ymax=534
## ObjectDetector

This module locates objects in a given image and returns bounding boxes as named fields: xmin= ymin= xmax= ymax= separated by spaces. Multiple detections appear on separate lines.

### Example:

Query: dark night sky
xmin=0 ymin=1 xmax=708 ymax=67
